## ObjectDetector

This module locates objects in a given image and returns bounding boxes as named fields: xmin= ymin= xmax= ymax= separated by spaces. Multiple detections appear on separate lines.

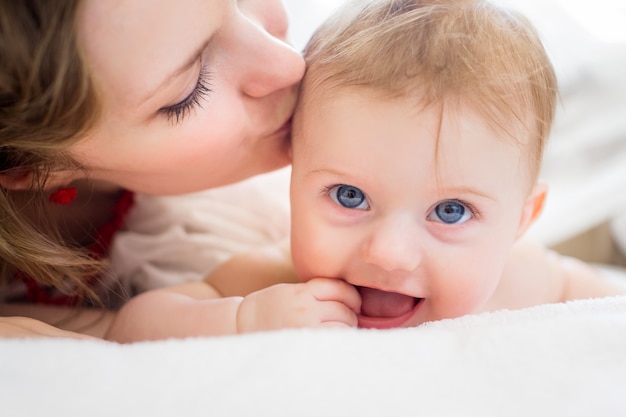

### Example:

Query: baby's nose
xmin=360 ymin=215 xmax=422 ymax=272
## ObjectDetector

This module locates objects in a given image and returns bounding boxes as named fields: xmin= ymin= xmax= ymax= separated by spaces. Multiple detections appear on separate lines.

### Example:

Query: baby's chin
xmin=356 ymin=286 xmax=423 ymax=329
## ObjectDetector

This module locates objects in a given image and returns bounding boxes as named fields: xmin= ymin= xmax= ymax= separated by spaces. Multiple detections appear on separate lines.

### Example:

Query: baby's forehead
xmin=295 ymin=82 xmax=539 ymax=176
xmin=299 ymin=81 xmax=531 ymax=136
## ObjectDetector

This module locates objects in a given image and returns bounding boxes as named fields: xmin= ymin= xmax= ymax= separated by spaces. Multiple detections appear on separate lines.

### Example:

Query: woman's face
xmin=69 ymin=0 xmax=304 ymax=194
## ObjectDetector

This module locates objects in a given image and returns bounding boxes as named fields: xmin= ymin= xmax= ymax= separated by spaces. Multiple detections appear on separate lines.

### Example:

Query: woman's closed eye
xmin=326 ymin=184 xmax=370 ymax=210
xmin=427 ymin=200 xmax=476 ymax=225
xmin=159 ymin=64 xmax=212 ymax=124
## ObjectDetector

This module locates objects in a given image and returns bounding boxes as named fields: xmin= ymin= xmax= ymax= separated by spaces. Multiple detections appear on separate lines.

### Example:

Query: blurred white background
xmin=283 ymin=0 xmax=626 ymax=265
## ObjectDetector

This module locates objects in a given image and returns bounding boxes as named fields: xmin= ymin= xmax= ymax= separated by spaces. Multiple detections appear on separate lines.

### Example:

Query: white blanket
xmin=2 ymin=295 xmax=626 ymax=416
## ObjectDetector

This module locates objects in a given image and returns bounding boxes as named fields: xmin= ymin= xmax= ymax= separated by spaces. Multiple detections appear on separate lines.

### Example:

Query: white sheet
xmin=2 ymin=295 xmax=626 ymax=416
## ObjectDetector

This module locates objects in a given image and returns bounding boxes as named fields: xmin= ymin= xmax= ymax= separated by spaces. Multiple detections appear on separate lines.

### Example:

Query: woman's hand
xmin=0 ymin=303 xmax=115 ymax=339
xmin=0 ymin=316 xmax=95 ymax=339
xmin=237 ymin=278 xmax=362 ymax=332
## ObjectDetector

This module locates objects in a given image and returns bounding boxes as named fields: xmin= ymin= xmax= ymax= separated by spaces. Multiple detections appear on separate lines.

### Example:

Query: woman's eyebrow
xmin=140 ymin=37 xmax=213 ymax=104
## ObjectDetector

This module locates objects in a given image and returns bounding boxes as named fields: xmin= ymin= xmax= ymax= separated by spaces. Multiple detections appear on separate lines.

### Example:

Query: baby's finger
xmin=307 ymin=278 xmax=361 ymax=314
xmin=319 ymin=300 xmax=359 ymax=327
xmin=319 ymin=321 xmax=354 ymax=329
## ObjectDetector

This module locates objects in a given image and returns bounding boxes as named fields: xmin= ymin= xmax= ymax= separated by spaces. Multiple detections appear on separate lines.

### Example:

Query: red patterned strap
xmin=17 ymin=190 xmax=135 ymax=306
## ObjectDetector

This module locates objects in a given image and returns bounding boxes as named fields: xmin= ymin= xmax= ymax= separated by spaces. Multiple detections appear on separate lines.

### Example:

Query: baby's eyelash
xmin=320 ymin=184 xmax=341 ymax=199
xmin=461 ymin=200 xmax=480 ymax=218
xmin=321 ymin=184 xmax=335 ymax=196
xmin=161 ymin=65 xmax=212 ymax=124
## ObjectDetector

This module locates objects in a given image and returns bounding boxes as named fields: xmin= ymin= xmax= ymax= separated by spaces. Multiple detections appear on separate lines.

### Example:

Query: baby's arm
xmin=557 ymin=255 xmax=626 ymax=301
xmin=206 ymin=239 xmax=298 ymax=297
xmin=106 ymin=279 xmax=359 ymax=342
xmin=105 ymin=281 xmax=240 ymax=341
xmin=204 ymin=242 xmax=361 ymax=330
xmin=492 ymin=239 xmax=626 ymax=311
xmin=106 ymin=244 xmax=360 ymax=342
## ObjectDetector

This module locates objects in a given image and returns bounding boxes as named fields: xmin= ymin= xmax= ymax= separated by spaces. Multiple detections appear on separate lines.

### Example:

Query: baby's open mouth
xmin=357 ymin=286 xmax=422 ymax=329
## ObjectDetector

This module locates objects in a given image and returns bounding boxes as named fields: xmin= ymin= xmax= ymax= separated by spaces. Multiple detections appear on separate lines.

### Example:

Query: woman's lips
xmin=357 ymin=286 xmax=422 ymax=329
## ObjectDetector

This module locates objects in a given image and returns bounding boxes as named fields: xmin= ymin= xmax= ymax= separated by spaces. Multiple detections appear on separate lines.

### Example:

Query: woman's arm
xmin=0 ymin=303 xmax=115 ymax=338
xmin=0 ymin=315 xmax=98 ymax=339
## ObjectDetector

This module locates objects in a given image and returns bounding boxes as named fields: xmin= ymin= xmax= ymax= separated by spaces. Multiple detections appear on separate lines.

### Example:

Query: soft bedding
xmin=2 ymin=295 xmax=626 ymax=416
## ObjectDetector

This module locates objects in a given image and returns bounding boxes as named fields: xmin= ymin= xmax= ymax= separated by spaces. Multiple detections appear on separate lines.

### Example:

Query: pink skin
xmin=290 ymin=90 xmax=541 ymax=329
xmin=53 ymin=0 xmax=305 ymax=195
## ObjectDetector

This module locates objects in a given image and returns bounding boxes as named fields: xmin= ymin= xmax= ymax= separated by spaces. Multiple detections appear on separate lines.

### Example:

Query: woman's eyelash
xmin=161 ymin=65 xmax=212 ymax=124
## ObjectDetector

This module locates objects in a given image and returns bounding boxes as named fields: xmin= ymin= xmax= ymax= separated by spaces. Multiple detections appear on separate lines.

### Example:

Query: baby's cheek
xmin=290 ymin=236 xmax=314 ymax=283
xmin=440 ymin=269 xmax=501 ymax=316
xmin=290 ymin=237 xmax=334 ymax=283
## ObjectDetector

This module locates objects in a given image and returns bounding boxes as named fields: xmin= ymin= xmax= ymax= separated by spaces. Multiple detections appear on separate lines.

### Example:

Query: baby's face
xmin=290 ymin=89 xmax=536 ymax=328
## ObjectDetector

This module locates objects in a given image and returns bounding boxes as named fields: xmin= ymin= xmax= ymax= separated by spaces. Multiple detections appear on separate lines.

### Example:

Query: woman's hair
xmin=0 ymin=0 xmax=105 ymax=303
xmin=301 ymin=0 xmax=558 ymax=180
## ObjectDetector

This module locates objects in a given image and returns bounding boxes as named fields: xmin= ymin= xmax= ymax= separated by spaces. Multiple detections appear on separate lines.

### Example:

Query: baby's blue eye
xmin=328 ymin=185 xmax=369 ymax=210
xmin=428 ymin=200 xmax=472 ymax=224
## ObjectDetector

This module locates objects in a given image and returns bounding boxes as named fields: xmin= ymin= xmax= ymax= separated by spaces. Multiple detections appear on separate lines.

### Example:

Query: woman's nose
xmin=360 ymin=216 xmax=423 ymax=272
xmin=236 ymin=8 xmax=305 ymax=98
xmin=238 ymin=0 xmax=290 ymax=41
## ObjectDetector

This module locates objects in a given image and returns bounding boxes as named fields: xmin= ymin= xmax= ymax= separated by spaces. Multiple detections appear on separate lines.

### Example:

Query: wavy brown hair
xmin=0 ymin=0 xmax=104 ymax=303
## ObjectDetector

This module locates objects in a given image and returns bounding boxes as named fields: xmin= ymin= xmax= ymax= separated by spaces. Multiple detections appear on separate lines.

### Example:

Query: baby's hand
xmin=236 ymin=278 xmax=361 ymax=333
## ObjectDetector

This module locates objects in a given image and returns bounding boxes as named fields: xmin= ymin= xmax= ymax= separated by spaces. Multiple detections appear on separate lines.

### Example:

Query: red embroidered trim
xmin=17 ymin=190 xmax=135 ymax=306
xmin=49 ymin=187 xmax=78 ymax=205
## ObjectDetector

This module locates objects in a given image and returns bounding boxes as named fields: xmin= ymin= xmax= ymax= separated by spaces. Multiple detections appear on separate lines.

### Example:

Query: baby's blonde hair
xmin=301 ymin=0 xmax=557 ymax=179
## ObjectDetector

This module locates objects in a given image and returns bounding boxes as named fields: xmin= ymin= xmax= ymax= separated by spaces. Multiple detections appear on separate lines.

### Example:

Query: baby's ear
xmin=0 ymin=168 xmax=33 ymax=190
xmin=515 ymin=181 xmax=548 ymax=240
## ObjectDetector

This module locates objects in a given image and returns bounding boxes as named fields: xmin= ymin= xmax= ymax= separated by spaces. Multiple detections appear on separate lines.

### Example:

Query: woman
xmin=0 ymin=0 xmax=305 ymax=338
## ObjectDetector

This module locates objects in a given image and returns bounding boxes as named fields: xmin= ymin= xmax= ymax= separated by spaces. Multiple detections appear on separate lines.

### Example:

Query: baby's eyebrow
xmin=306 ymin=168 xmax=365 ymax=184
xmin=309 ymin=168 xmax=347 ymax=177
xmin=437 ymin=185 xmax=496 ymax=202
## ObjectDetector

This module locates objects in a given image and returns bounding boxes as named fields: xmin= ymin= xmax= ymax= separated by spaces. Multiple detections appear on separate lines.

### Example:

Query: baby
xmin=241 ymin=0 xmax=625 ymax=329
